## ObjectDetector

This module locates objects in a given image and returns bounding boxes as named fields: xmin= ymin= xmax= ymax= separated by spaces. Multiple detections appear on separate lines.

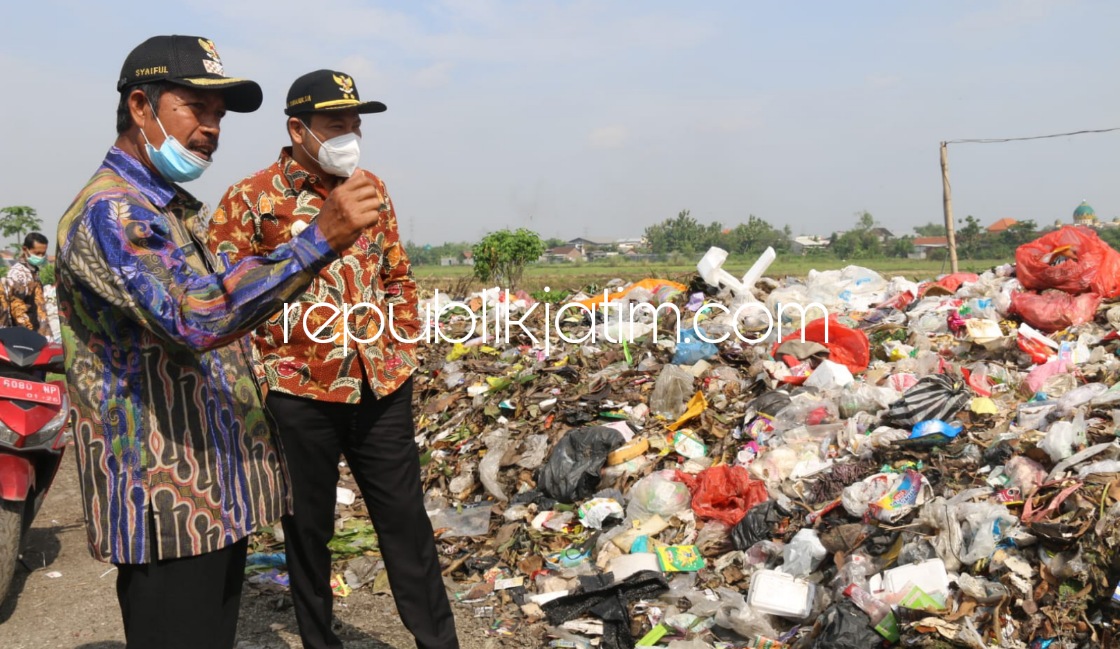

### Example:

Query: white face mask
xmin=302 ymin=126 xmax=361 ymax=177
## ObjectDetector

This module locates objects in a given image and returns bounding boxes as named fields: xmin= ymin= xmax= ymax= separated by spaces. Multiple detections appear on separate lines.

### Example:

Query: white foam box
xmin=869 ymin=558 xmax=950 ymax=601
xmin=747 ymin=569 xmax=815 ymax=620
xmin=607 ymin=553 xmax=662 ymax=581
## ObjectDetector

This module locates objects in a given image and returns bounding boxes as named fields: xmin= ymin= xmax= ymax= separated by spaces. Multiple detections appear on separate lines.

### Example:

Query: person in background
xmin=6 ymin=232 xmax=53 ymax=337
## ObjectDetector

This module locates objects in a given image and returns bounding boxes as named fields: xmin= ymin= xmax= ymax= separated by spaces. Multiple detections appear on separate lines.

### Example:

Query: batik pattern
xmin=209 ymin=148 xmax=420 ymax=403
xmin=55 ymin=147 xmax=337 ymax=563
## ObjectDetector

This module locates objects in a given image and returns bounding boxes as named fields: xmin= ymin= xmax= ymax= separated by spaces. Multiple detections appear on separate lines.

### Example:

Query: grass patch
xmin=413 ymin=256 xmax=1010 ymax=293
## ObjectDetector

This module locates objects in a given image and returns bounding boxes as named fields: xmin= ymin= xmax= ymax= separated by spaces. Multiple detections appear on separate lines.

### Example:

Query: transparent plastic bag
xmin=781 ymin=528 xmax=827 ymax=577
xmin=627 ymin=470 xmax=691 ymax=519
xmin=712 ymin=588 xmax=779 ymax=639
xmin=1038 ymin=414 xmax=1087 ymax=462
xmin=650 ymin=364 xmax=695 ymax=418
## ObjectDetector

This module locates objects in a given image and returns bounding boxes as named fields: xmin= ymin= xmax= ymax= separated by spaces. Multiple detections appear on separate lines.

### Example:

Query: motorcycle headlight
xmin=24 ymin=396 xmax=70 ymax=450
xmin=0 ymin=418 xmax=18 ymax=449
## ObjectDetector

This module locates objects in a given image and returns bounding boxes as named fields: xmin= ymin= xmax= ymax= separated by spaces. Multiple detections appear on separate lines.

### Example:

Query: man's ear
xmin=128 ymin=89 xmax=152 ymax=131
xmin=288 ymin=117 xmax=307 ymax=146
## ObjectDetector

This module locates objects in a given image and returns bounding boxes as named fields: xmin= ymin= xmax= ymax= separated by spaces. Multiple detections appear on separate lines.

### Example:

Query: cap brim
xmin=174 ymin=77 xmax=264 ymax=113
xmin=285 ymin=99 xmax=387 ymax=116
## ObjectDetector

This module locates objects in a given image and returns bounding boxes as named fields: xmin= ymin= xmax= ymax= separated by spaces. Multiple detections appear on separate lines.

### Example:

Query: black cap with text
xmin=284 ymin=69 xmax=387 ymax=116
xmin=117 ymin=35 xmax=263 ymax=113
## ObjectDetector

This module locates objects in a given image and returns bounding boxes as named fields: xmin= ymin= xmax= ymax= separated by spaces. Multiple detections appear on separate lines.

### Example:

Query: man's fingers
xmin=341 ymin=181 xmax=380 ymax=203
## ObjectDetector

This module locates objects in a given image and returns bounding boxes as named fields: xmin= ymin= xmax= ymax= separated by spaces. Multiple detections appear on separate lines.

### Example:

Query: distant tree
xmin=889 ymin=236 xmax=914 ymax=258
xmin=832 ymin=212 xmax=882 ymax=259
xmin=644 ymin=210 xmax=706 ymax=254
xmin=914 ymin=222 xmax=947 ymax=237
xmin=1001 ymin=220 xmax=1038 ymax=248
xmin=543 ymin=237 xmax=567 ymax=250
xmin=404 ymin=240 xmax=476 ymax=266
xmin=831 ymin=231 xmax=857 ymax=259
xmin=725 ymin=215 xmax=789 ymax=255
xmin=1098 ymin=227 xmax=1120 ymax=251
xmin=956 ymin=215 xmax=983 ymax=259
xmin=472 ymin=228 xmax=544 ymax=289
xmin=0 ymin=206 xmax=42 ymax=252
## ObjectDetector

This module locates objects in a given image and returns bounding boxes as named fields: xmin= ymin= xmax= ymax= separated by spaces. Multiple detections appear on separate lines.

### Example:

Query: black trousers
xmin=266 ymin=377 xmax=459 ymax=649
xmin=115 ymin=536 xmax=248 ymax=649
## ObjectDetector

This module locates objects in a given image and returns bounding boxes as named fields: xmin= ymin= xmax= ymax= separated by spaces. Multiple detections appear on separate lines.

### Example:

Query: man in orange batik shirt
xmin=209 ymin=69 xmax=458 ymax=649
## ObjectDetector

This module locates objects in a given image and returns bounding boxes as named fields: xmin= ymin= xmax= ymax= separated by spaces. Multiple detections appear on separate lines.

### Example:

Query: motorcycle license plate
xmin=0 ymin=378 xmax=62 ymax=406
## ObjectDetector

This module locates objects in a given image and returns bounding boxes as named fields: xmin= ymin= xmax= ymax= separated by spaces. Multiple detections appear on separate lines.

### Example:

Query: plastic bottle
xmin=843 ymin=584 xmax=900 ymax=641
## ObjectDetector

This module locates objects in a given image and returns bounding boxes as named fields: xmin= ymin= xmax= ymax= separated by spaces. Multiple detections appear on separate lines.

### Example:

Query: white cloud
xmin=588 ymin=126 xmax=628 ymax=149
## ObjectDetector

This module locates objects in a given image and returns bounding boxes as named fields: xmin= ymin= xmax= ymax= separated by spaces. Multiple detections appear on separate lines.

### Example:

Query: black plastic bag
xmin=543 ymin=571 xmax=669 ymax=649
xmin=746 ymin=390 xmax=792 ymax=422
xmin=537 ymin=426 xmax=626 ymax=503
xmin=731 ymin=500 xmax=790 ymax=551
xmin=810 ymin=601 xmax=885 ymax=649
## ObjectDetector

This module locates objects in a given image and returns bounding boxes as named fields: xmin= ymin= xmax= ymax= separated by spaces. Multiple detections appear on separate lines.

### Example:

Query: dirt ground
xmin=0 ymin=453 xmax=502 ymax=649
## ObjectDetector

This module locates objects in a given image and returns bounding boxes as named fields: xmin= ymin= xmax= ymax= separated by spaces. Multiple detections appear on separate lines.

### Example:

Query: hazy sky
xmin=1 ymin=0 xmax=1118 ymax=246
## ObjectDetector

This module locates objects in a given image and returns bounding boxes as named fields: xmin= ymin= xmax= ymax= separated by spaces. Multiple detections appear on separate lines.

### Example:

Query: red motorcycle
xmin=0 ymin=327 xmax=69 ymax=602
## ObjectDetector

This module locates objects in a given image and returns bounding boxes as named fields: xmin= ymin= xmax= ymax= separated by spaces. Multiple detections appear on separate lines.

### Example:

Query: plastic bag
xmin=958 ymin=502 xmax=1018 ymax=566
xmin=650 ymin=364 xmax=695 ymax=418
xmin=696 ymin=521 xmax=732 ymax=557
xmin=781 ymin=528 xmax=827 ymax=577
xmin=837 ymin=383 xmax=899 ymax=418
xmin=537 ymin=426 xmax=627 ymax=503
xmin=921 ymin=272 xmax=980 ymax=297
xmin=771 ymin=317 xmax=871 ymax=377
xmin=1005 ymin=455 xmax=1047 ymax=494
xmin=428 ymin=502 xmax=494 ymax=537
xmin=1015 ymin=225 xmax=1120 ymax=298
xmin=1010 ymin=290 xmax=1101 ymax=332
xmin=676 ymin=465 xmax=768 ymax=527
xmin=882 ymin=374 xmax=970 ymax=428
xmin=479 ymin=430 xmax=511 ymax=501
xmin=731 ymin=500 xmax=791 ymax=551
xmin=1038 ymin=417 xmax=1086 ymax=462
xmin=771 ymin=394 xmax=841 ymax=432
xmin=1056 ymin=383 xmax=1110 ymax=416
xmin=809 ymin=601 xmax=883 ymax=649
xmin=672 ymin=327 xmax=720 ymax=365
xmin=712 ymin=588 xmax=780 ymax=639
xmin=628 ymin=470 xmax=691 ymax=518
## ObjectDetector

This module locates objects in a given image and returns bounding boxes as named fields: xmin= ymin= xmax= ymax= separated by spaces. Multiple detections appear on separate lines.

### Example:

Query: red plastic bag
xmin=771 ymin=316 xmax=870 ymax=377
xmin=1015 ymin=226 xmax=1120 ymax=298
xmin=1010 ymin=290 xmax=1101 ymax=333
xmin=920 ymin=272 xmax=980 ymax=297
xmin=675 ymin=465 xmax=768 ymax=527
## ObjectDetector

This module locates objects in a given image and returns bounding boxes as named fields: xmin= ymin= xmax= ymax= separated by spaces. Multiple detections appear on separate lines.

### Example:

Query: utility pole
xmin=940 ymin=141 xmax=959 ymax=274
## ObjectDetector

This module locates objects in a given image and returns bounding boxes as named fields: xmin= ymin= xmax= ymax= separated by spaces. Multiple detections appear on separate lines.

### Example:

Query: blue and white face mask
xmin=140 ymin=102 xmax=212 ymax=183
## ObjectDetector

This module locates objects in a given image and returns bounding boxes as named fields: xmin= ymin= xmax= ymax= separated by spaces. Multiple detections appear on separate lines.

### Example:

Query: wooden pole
xmin=940 ymin=141 xmax=959 ymax=274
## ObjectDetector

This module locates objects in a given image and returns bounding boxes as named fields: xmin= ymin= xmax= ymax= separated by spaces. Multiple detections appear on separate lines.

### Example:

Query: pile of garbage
xmin=271 ymin=225 xmax=1120 ymax=648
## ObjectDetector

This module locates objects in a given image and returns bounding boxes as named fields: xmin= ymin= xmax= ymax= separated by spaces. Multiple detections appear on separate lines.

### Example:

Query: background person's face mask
xmin=140 ymin=102 xmax=212 ymax=183
xmin=302 ymin=126 xmax=361 ymax=177
xmin=27 ymin=254 xmax=45 ymax=267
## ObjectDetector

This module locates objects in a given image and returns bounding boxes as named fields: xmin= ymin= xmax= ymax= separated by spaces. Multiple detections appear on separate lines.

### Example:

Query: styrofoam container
xmin=747 ymin=569 xmax=816 ymax=619
xmin=607 ymin=553 xmax=662 ymax=581
xmin=869 ymin=558 xmax=951 ymax=601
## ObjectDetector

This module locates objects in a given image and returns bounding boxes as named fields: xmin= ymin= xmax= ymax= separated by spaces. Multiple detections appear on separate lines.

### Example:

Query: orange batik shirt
xmin=210 ymin=148 xmax=421 ymax=403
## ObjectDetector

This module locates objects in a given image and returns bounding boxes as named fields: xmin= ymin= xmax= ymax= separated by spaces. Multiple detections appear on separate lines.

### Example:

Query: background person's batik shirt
xmin=209 ymin=148 xmax=421 ymax=403
xmin=5 ymin=259 xmax=52 ymax=337
xmin=55 ymin=147 xmax=337 ymax=563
